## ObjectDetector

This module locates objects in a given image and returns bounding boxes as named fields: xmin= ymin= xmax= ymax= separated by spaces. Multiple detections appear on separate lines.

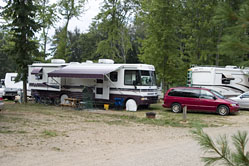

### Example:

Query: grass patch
xmin=104 ymin=120 xmax=127 ymax=126
xmin=0 ymin=102 xmax=241 ymax=130
xmin=51 ymin=147 xmax=61 ymax=151
xmin=0 ymin=130 xmax=15 ymax=134
xmin=42 ymin=130 xmax=58 ymax=137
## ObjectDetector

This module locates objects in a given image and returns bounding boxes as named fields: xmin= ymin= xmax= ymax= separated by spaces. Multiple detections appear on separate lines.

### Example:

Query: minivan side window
xmin=200 ymin=90 xmax=215 ymax=99
xmin=168 ymin=88 xmax=200 ymax=98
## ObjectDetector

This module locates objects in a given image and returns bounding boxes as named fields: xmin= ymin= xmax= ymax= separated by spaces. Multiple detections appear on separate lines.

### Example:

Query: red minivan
xmin=162 ymin=87 xmax=239 ymax=115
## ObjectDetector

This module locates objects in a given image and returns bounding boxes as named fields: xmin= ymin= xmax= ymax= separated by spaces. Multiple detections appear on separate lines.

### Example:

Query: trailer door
xmin=95 ymin=76 xmax=110 ymax=100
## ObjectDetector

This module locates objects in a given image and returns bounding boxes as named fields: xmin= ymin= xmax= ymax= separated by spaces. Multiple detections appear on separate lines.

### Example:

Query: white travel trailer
xmin=2 ymin=73 xmax=23 ymax=100
xmin=187 ymin=66 xmax=249 ymax=97
xmin=28 ymin=59 xmax=158 ymax=111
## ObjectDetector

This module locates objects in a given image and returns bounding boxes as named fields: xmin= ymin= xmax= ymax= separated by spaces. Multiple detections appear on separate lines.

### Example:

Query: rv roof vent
xmin=86 ymin=60 xmax=93 ymax=64
xmin=98 ymin=59 xmax=114 ymax=64
xmin=225 ymin=65 xmax=237 ymax=69
xmin=51 ymin=59 xmax=65 ymax=64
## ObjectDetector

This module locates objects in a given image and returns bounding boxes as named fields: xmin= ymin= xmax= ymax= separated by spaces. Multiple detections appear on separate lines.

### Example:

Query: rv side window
xmin=110 ymin=72 xmax=118 ymax=82
xmin=96 ymin=88 xmax=103 ymax=94
xmin=124 ymin=70 xmax=139 ymax=85
xmin=97 ymin=79 xmax=103 ymax=83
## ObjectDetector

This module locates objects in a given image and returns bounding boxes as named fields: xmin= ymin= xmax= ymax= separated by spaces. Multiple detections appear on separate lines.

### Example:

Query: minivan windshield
xmin=210 ymin=89 xmax=225 ymax=99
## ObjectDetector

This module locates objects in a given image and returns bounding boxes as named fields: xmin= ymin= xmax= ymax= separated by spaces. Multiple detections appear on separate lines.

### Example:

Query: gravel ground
xmin=1 ymin=106 xmax=249 ymax=166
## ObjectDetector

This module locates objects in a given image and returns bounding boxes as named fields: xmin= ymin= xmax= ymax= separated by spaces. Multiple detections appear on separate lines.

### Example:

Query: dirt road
xmin=0 ymin=104 xmax=249 ymax=166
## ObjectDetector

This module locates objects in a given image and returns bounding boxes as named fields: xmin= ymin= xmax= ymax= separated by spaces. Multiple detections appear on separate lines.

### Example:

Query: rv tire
xmin=171 ymin=103 xmax=182 ymax=113
xmin=217 ymin=105 xmax=229 ymax=116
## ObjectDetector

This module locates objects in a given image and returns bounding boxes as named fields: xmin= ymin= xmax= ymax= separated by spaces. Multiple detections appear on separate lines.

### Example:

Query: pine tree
xmin=2 ymin=0 xmax=41 ymax=103
xmin=192 ymin=128 xmax=249 ymax=166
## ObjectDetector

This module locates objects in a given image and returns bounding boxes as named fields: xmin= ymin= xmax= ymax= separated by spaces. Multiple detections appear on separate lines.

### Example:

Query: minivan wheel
xmin=171 ymin=103 xmax=182 ymax=113
xmin=217 ymin=105 xmax=229 ymax=116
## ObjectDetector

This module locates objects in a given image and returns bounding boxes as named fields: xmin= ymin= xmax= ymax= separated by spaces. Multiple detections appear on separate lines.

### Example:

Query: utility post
xmin=183 ymin=105 xmax=187 ymax=122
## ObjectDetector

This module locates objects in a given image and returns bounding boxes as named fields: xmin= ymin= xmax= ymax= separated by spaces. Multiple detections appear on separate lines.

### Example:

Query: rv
xmin=187 ymin=66 xmax=249 ymax=97
xmin=1 ymin=73 xmax=31 ymax=100
xmin=28 ymin=59 xmax=158 ymax=111
xmin=2 ymin=73 xmax=23 ymax=100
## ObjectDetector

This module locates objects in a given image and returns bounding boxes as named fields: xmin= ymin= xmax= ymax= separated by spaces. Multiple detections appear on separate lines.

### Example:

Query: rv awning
xmin=48 ymin=64 xmax=122 ymax=79
xmin=31 ymin=67 xmax=43 ymax=74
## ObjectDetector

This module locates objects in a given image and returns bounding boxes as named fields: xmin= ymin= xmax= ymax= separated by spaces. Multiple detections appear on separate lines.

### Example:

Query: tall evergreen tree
xmin=54 ymin=0 xmax=86 ymax=59
xmin=2 ymin=0 xmax=41 ymax=103
xmin=179 ymin=0 xmax=219 ymax=66
xmin=0 ymin=30 xmax=15 ymax=79
xmin=213 ymin=0 xmax=249 ymax=66
xmin=139 ymin=0 xmax=185 ymax=90
xmin=37 ymin=0 xmax=58 ymax=61
xmin=94 ymin=0 xmax=136 ymax=63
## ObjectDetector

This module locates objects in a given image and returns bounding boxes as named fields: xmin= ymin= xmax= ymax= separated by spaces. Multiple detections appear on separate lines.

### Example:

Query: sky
xmin=0 ymin=0 xmax=102 ymax=33
xmin=0 ymin=0 xmax=102 ymax=55
xmin=52 ymin=0 xmax=102 ymax=33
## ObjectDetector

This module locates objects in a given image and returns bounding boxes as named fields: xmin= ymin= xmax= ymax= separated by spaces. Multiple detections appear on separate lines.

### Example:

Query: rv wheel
xmin=171 ymin=103 xmax=182 ymax=113
xmin=217 ymin=105 xmax=229 ymax=116
xmin=60 ymin=94 xmax=69 ymax=104
xmin=126 ymin=99 xmax=137 ymax=112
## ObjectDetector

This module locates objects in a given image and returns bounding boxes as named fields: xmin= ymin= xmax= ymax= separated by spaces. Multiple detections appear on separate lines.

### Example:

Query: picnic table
xmin=60 ymin=98 xmax=81 ymax=108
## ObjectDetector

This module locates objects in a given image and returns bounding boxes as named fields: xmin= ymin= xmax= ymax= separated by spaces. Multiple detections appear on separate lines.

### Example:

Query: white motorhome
xmin=187 ymin=66 xmax=249 ymax=97
xmin=28 ymin=59 xmax=158 ymax=111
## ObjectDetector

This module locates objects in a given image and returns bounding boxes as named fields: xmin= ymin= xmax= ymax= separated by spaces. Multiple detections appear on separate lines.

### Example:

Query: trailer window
xmin=35 ymin=74 xmax=43 ymax=80
xmin=110 ymin=72 xmax=118 ymax=82
xmin=11 ymin=76 xmax=16 ymax=81
xmin=222 ymin=74 xmax=234 ymax=84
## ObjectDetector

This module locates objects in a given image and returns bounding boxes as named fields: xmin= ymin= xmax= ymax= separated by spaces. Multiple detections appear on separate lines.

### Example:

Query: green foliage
xmin=192 ymin=128 xmax=249 ymax=166
xmin=1 ymin=0 xmax=41 ymax=102
xmin=139 ymin=0 xmax=187 ymax=89
xmin=179 ymin=0 xmax=219 ymax=65
xmin=37 ymin=0 xmax=58 ymax=60
xmin=213 ymin=0 xmax=249 ymax=66
xmin=94 ymin=0 xmax=135 ymax=63
xmin=54 ymin=0 xmax=87 ymax=59
xmin=0 ymin=30 xmax=16 ymax=79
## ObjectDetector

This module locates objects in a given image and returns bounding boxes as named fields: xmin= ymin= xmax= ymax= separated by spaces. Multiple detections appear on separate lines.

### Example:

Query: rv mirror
xmin=213 ymin=96 xmax=217 ymax=100
xmin=133 ymin=80 xmax=137 ymax=89
xmin=240 ymin=96 xmax=243 ymax=99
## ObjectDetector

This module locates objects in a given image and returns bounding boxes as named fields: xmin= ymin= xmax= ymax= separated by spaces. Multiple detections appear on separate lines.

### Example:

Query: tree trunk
xmin=23 ymin=79 xmax=27 ymax=103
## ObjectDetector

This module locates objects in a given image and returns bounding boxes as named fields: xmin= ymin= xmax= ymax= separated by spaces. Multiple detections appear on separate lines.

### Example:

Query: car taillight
xmin=0 ymin=97 xmax=3 ymax=101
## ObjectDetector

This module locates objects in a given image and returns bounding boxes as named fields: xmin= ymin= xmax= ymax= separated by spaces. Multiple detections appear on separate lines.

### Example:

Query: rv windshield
xmin=124 ymin=70 xmax=156 ymax=86
xmin=210 ymin=89 xmax=225 ymax=99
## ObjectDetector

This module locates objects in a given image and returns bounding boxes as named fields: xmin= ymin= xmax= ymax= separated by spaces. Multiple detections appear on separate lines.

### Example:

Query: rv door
xmin=95 ymin=76 xmax=110 ymax=100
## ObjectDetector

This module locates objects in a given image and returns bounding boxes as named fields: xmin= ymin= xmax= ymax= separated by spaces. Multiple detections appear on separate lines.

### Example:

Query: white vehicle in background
xmin=229 ymin=92 xmax=249 ymax=110
xmin=187 ymin=66 xmax=249 ymax=97
xmin=0 ymin=87 xmax=4 ymax=110
xmin=2 ymin=73 xmax=22 ymax=100
xmin=28 ymin=59 xmax=159 ymax=111
xmin=2 ymin=73 xmax=30 ymax=100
